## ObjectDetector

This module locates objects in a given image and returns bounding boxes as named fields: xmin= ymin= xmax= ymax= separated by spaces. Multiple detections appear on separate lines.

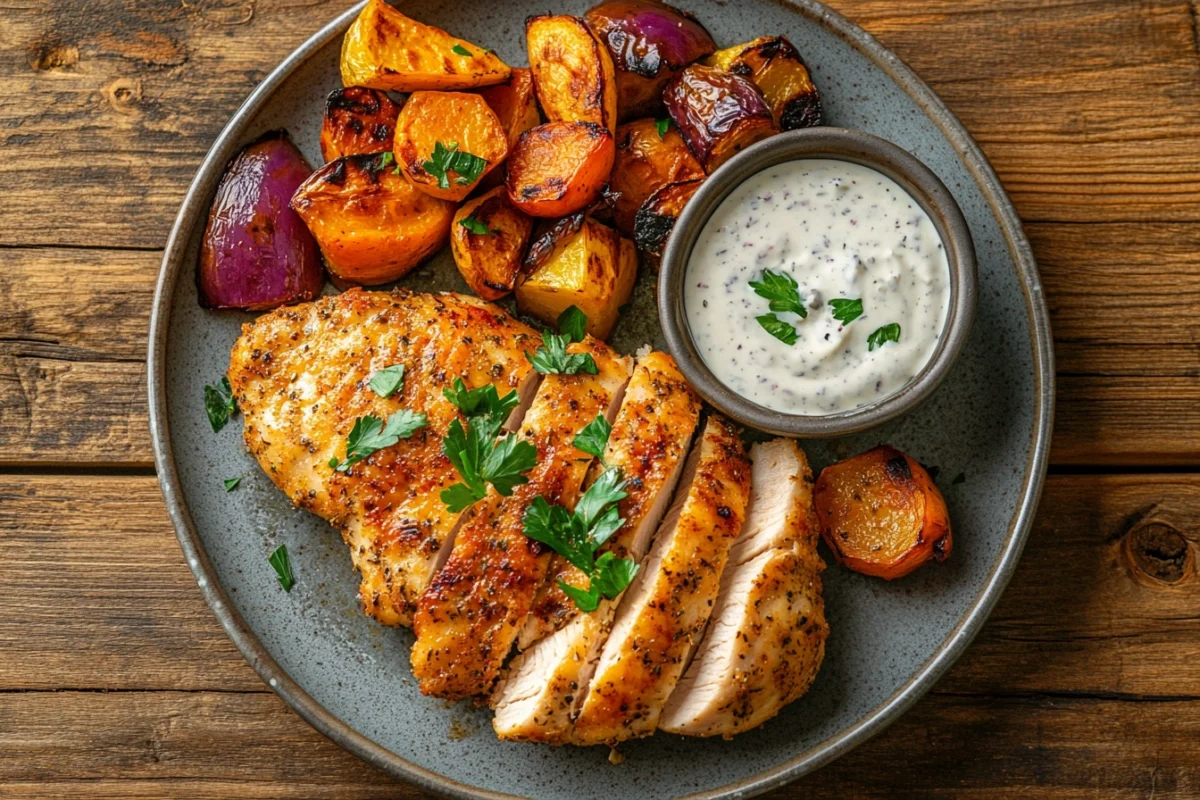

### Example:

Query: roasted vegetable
xmin=526 ymin=15 xmax=618 ymax=134
xmin=705 ymin=36 xmax=822 ymax=130
xmin=813 ymin=445 xmax=952 ymax=580
xmin=290 ymin=152 xmax=456 ymax=285
xmin=199 ymin=130 xmax=323 ymax=310
xmin=340 ymin=0 xmax=510 ymax=92
xmin=632 ymin=177 xmax=702 ymax=257
xmin=584 ymin=0 xmax=717 ymax=121
xmin=610 ymin=118 xmax=705 ymax=237
xmin=516 ymin=217 xmax=636 ymax=340
xmin=506 ymin=122 xmax=615 ymax=218
xmin=523 ymin=213 xmax=587 ymax=273
xmin=664 ymin=64 xmax=778 ymax=173
xmin=477 ymin=68 xmax=542 ymax=148
xmin=450 ymin=187 xmax=534 ymax=300
xmin=393 ymin=91 xmax=509 ymax=201
xmin=319 ymin=87 xmax=401 ymax=162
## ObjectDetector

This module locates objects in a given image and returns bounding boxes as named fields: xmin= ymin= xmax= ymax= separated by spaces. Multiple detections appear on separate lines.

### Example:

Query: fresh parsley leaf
xmin=574 ymin=461 xmax=627 ymax=526
xmin=655 ymin=117 xmax=672 ymax=139
xmin=268 ymin=544 xmax=294 ymax=592
xmin=481 ymin=432 xmax=539 ymax=495
xmin=557 ymin=305 xmax=588 ymax=344
xmin=330 ymin=410 xmax=428 ymax=472
xmin=589 ymin=550 xmax=640 ymax=600
xmin=458 ymin=215 xmax=495 ymax=235
xmin=373 ymin=151 xmax=395 ymax=174
xmin=558 ymin=580 xmax=603 ymax=613
xmin=749 ymin=269 xmax=807 ymax=318
xmin=441 ymin=483 xmax=481 ymax=515
xmin=423 ymin=141 xmax=488 ymax=189
xmin=756 ymin=313 xmax=798 ymax=346
xmin=440 ymin=413 xmax=537 ymax=512
xmin=867 ymin=322 xmax=902 ymax=351
xmin=525 ymin=497 xmax=593 ymax=574
xmin=442 ymin=377 xmax=519 ymax=420
xmin=223 ymin=476 xmax=243 ymax=492
xmin=573 ymin=414 xmax=612 ymax=460
xmin=368 ymin=364 xmax=405 ymax=398
xmin=204 ymin=376 xmax=237 ymax=432
xmin=526 ymin=330 xmax=599 ymax=375
xmin=830 ymin=297 xmax=864 ymax=325
xmin=451 ymin=43 xmax=473 ymax=56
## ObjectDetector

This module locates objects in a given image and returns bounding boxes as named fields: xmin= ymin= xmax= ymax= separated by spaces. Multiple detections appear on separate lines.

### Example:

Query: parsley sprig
xmin=459 ymin=215 xmax=497 ymax=236
xmin=368 ymin=364 xmax=405 ymax=398
xmin=204 ymin=376 xmax=238 ymax=432
xmin=329 ymin=410 xmax=428 ymax=472
xmin=572 ymin=414 xmax=612 ymax=461
xmin=830 ymin=298 xmax=864 ymax=325
xmin=423 ymin=141 xmax=487 ymax=189
xmin=750 ymin=269 xmax=807 ymax=318
xmin=867 ymin=322 xmax=902 ymax=351
xmin=526 ymin=306 xmax=598 ymax=375
xmin=451 ymin=43 xmax=473 ymax=56
xmin=440 ymin=378 xmax=538 ymax=513
xmin=756 ymin=313 xmax=799 ymax=346
xmin=268 ymin=544 xmax=295 ymax=592
xmin=655 ymin=117 xmax=672 ymax=139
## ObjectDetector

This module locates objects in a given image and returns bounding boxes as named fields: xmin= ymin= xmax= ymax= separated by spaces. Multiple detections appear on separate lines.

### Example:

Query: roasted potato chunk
xmin=506 ymin=122 xmax=615 ymax=218
xmin=526 ymin=15 xmax=618 ymax=134
xmin=319 ymin=87 xmax=401 ymax=162
xmin=516 ymin=217 xmax=636 ymax=340
xmin=340 ymin=0 xmax=510 ymax=92
xmin=813 ymin=445 xmax=952 ymax=580
xmin=705 ymin=36 xmax=822 ymax=130
xmin=664 ymin=64 xmax=778 ymax=173
xmin=450 ymin=187 xmax=534 ymax=300
xmin=610 ymin=118 xmax=705 ymax=236
xmin=393 ymin=91 xmax=509 ymax=202
xmin=633 ymin=177 xmax=702 ymax=257
xmin=290 ymin=152 xmax=456 ymax=285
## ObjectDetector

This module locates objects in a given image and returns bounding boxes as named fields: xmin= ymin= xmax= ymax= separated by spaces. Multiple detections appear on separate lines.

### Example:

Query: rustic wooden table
xmin=2 ymin=0 xmax=1199 ymax=797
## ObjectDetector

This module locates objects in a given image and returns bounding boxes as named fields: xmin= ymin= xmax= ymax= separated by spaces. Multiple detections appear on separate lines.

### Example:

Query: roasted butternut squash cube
xmin=506 ymin=122 xmax=615 ymax=218
xmin=319 ymin=87 xmax=401 ymax=162
xmin=451 ymin=187 xmax=534 ymax=300
xmin=611 ymin=118 xmax=705 ymax=237
xmin=340 ymin=0 xmax=511 ymax=92
xmin=516 ymin=218 xmax=635 ymax=340
xmin=705 ymin=36 xmax=822 ymax=130
xmin=526 ymin=15 xmax=618 ymax=134
xmin=393 ymin=91 xmax=509 ymax=202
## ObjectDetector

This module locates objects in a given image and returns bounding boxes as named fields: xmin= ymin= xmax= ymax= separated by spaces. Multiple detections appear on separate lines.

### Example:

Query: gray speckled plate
xmin=148 ymin=2 xmax=1054 ymax=798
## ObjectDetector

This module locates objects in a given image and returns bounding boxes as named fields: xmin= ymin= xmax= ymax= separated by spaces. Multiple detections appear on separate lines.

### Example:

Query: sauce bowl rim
xmin=658 ymin=126 xmax=978 ymax=438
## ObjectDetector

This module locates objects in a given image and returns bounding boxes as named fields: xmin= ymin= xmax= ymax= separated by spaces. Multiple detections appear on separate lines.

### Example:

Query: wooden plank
xmin=1 ymin=0 xmax=1198 ymax=249
xmin=0 ymin=690 xmax=1196 ymax=799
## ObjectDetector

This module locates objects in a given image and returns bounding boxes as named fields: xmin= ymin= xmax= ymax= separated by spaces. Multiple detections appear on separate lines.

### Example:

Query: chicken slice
xmin=659 ymin=439 xmax=828 ymax=738
xmin=568 ymin=416 xmax=752 ymax=745
xmin=492 ymin=352 xmax=701 ymax=741
xmin=229 ymin=289 xmax=540 ymax=626
xmin=411 ymin=339 xmax=632 ymax=699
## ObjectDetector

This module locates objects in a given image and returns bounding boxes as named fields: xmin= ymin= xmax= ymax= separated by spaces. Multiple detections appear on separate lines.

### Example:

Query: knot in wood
xmin=1121 ymin=521 xmax=1194 ymax=585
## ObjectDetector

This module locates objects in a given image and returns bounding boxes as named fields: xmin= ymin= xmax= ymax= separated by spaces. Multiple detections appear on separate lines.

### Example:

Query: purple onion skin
xmin=585 ymin=0 xmax=716 ymax=120
xmin=198 ymin=130 xmax=324 ymax=310
xmin=664 ymin=65 xmax=773 ymax=169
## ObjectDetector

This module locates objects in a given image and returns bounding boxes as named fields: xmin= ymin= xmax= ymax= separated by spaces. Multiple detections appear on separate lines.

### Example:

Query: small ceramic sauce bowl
xmin=658 ymin=127 xmax=977 ymax=438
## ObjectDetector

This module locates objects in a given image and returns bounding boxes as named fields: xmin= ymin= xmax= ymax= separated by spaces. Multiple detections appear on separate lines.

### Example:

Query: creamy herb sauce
xmin=685 ymin=159 xmax=951 ymax=416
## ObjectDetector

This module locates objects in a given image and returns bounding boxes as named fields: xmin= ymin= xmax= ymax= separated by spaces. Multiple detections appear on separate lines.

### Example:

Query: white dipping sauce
xmin=685 ymin=159 xmax=951 ymax=416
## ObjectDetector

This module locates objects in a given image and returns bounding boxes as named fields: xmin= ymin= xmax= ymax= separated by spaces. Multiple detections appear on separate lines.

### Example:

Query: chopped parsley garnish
xmin=526 ymin=306 xmax=597 ymax=375
xmin=368 ymin=364 xmax=405 ymax=398
xmin=572 ymin=414 xmax=612 ymax=461
xmin=373 ymin=151 xmax=395 ymax=174
xmin=522 ymin=467 xmax=638 ymax=612
xmin=440 ymin=378 xmax=537 ymax=513
xmin=655 ymin=117 xmax=672 ymax=139
xmin=451 ymin=43 xmax=473 ymax=56
xmin=749 ymin=269 xmax=807 ymax=318
xmin=268 ymin=544 xmax=294 ymax=592
xmin=204 ymin=376 xmax=237 ymax=432
xmin=328 ymin=410 xmax=428 ymax=472
xmin=556 ymin=305 xmax=588 ymax=344
xmin=867 ymin=322 xmax=902 ymax=352
xmin=423 ymin=141 xmax=487 ymax=189
xmin=223 ymin=476 xmax=243 ymax=492
xmin=458 ymin=215 xmax=496 ymax=236
xmin=830 ymin=297 xmax=864 ymax=325
xmin=756 ymin=313 xmax=798 ymax=346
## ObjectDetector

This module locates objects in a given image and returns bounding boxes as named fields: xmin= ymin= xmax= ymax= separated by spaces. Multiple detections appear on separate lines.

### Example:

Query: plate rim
xmin=147 ymin=2 xmax=1055 ymax=797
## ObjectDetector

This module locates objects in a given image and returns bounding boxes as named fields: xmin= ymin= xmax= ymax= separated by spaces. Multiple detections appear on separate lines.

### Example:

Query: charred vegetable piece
xmin=451 ymin=187 xmax=534 ymax=300
xmin=663 ymin=64 xmax=778 ymax=173
xmin=516 ymin=218 xmax=636 ymax=340
xmin=290 ymin=152 xmax=456 ymax=285
xmin=506 ymin=122 xmax=616 ymax=218
xmin=526 ymin=14 xmax=618 ymax=134
xmin=340 ymin=0 xmax=510 ymax=92
xmin=705 ymin=36 xmax=822 ymax=130
xmin=610 ymin=117 xmax=705 ymax=237
xmin=584 ymin=0 xmax=717 ymax=121
xmin=523 ymin=213 xmax=587 ymax=274
xmin=319 ymin=87 xmax=402 ymax=162
xmin=475 ymin=68 xmax=543 ymax=192
xmin=632 ymin=177 xmax=702 ymax=257
xmin=393 ymin=91 xmax=509 ymax=202
xmin=813 ymin=445 xmax=952 ymax=580
xmin=198 ymin=130 xmax=324 ymax=310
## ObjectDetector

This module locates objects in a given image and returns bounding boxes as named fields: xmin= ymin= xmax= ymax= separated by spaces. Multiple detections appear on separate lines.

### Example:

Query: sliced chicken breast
xmin=228 ymin=289 xmax=540 ymax=627
xmin=659 ymin=439 xmax=828 ymax=738
xmin=412 ymin=339 xmax=632 ymax=699
xmin=493 ymin=352 xmax=701 ymax=741
xmin=568 ymin=416 xmax=752 ymax=745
